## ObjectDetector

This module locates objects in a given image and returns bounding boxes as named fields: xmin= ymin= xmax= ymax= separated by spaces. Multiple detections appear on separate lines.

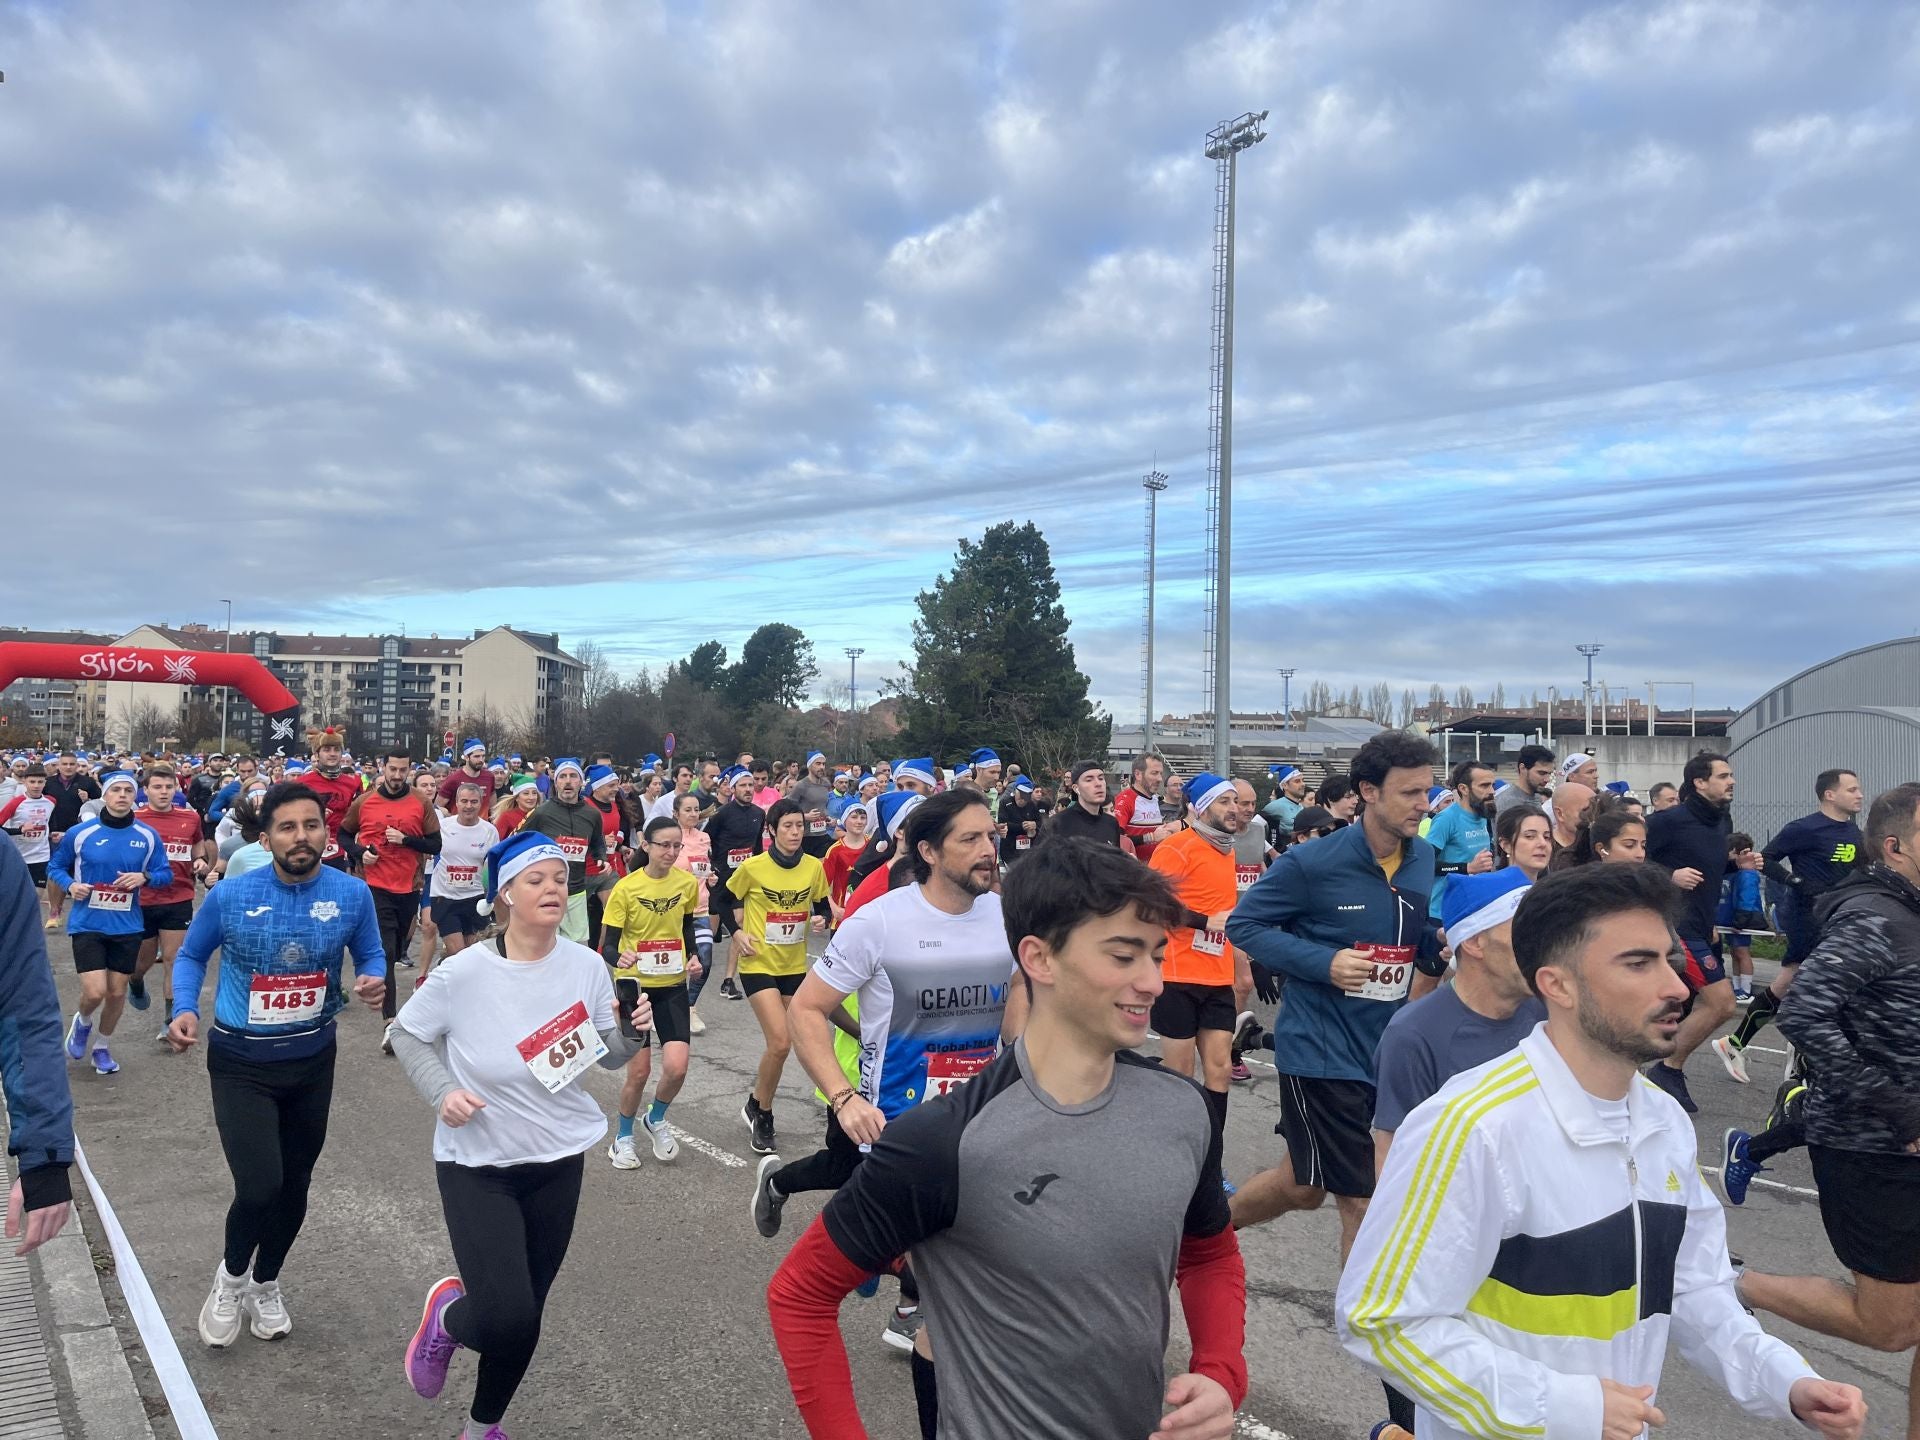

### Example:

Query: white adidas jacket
xmin=1337 ymin=1024 xmax=1815 ymax=1439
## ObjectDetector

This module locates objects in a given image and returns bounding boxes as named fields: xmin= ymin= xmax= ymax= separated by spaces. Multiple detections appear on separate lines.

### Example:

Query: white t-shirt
xmin=642 ymin=792 xmax=678 ymax=825
xmin=395 ymin=935 xmax=617 ymax=1167
xmin=812 ymin=885 xmax=1016 ymax=1118
xmin=6 ymin=796 xmax=55 ymax=863
xmin=224 ymin=842 xmax=272 ymax=879
xmin=432 ymin=818 xmax=496 ymax=900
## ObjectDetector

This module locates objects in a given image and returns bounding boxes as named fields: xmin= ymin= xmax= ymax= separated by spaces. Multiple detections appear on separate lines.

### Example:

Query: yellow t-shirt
xmin=1379 ymin=846 xmax=1402 ymax=886
xmin=726 ymin=850 xmax=829 ymax=976
xmin=602 ymin=866 xmax=700 ymax=988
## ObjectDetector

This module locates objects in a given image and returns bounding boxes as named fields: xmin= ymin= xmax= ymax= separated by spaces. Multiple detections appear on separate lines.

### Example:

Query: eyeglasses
xmin=650 ymin=840 xmax=685 ymax=851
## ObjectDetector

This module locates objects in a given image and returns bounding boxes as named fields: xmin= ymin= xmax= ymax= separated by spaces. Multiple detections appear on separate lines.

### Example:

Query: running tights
xmin=436 ymin=1153 xmax=585 ymax=1427
xmin=208 ymin=1041 xmax=336 ymax=1284
xmin=371 ymin=887 xmax=417 ymax=1020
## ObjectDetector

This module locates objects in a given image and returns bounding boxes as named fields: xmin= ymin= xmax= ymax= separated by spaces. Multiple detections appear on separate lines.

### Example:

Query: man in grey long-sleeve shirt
xmin=789 ymin=752 xmax=836 ymax=860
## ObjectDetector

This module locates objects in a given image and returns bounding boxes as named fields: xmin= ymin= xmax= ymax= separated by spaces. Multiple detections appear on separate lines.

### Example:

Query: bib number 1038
xmin=515 ymin=1001 xmax=608 ymax=1093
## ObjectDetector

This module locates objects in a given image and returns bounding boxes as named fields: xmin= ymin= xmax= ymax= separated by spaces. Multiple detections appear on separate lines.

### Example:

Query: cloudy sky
xmin=4 ymin=0 xmax=1918 ymax=721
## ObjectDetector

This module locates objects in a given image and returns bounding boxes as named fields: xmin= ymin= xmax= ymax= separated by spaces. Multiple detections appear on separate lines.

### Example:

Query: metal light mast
xmin=1276 ymin=667 xmax=1296 ymax=729
xmin=1140 ymin=468 xmax=1168 ymax=756
xmin=844 ymin=647 xmax=865 ymax=759
xmin=1203 ymin=109 xmax=1268 ymax=776
xmin=1576 ymin=642 xmax=1604 ymax=737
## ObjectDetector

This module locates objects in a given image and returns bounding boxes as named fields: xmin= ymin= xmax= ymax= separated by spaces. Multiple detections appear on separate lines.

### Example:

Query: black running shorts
xmin=1277 ymin=1073 xmax=1377 ymax=1199
xmin=1810 ymin=1144 xmax=1920 ymax=1284
xmin=1150 ymin=981 xmax=1236 ymax=1040
xmin=142 ymin=899 xmax=194 ymax=938
xmin=72 ymin=932 xmax=142 ymax=975
xmin=741 ymin=971 xmax=804 ymax=999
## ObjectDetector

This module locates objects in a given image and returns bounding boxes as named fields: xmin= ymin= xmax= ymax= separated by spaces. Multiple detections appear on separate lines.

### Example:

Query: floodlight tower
xmin=1203 ymin=109 xmax=1268 ymax=776
xmin=1576 ymin=642 xmax=1604 ymax=736
xmin=1140 ymin=468 xmax=1169 ymax=754
xmin=1276 ymin=667 xmax=1296 ymax=729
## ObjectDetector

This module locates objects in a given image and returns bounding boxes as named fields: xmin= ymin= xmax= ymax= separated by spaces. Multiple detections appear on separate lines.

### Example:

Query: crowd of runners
xmin=4 ymin=724 xmax=1913 ymax=1439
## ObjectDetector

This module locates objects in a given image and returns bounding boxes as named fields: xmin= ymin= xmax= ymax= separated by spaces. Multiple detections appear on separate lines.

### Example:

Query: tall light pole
xmin=1140 ymin=468 xmax=1168 ymax=756
xmin=1276 ymin=667 xmax=1296 ymax=729
xmin=1204 ymin=109 xmax=1268 ymax=777
xmin=844 ymin=647 xmax=864 ymax=759
xmin=219 ymin=599 xmax=233 ymax=752
xmin=1575 ymin=642 xmax=1604 ymax=737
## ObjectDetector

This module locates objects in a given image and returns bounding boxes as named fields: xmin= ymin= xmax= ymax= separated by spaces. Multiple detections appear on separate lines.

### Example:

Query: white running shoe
xmin=1713 ymin=1035 xmax=1750 ymax=1085
xmin=688 ymin=1007 xmax=707 ymax=1036
xmin=643 ymin=1113 xmax=679 ymax=1163
xmin=607 ymin=1134 xmax=641 ymax=1170
xmin=244 ymin=1278 xmax=292 ymax=1340
xmin=198 ymin=1263 xmax=248 ymax=1348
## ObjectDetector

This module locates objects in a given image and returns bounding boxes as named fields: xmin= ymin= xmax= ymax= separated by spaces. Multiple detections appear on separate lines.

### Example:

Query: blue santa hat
xmin=1185 ymin=772 xmax=1236 ymax=814
xmin=1604 ymin=780 xmax=1634 ymax=797
xmin=806 ymin=750 xmax=825 ymax=765
xmin=584 ymin=764 xmax=618 ymax=792
xmin=643 ymin=753 xmax=662 ymax=768
xmin=969 ymin=747 xmax=1001 ymax=769
xmin=895 ymin=757 xmax=938 ymax=789
xmin=552 ymin=757 xmax=584 ymax=779
xmin=284 ymin=760 xmax=308 ymax=776
xmin=1010 ymin=775 xmax=1033 ymax=793
xmin=1270 ymin=764 xmax=1300 ymax=782
xmin=509 ymin=752 xmax=524 ymax=765
xmin=462 ymin=738 xmax=485 ymax=757
xmin=487 ymin=759 xmax=507 ymax=774
xmin=873 ymin=789 xmax=925 ymax=843
xmin=1492 ymin=778 xmax=1511 ymax=793
xmin=475 ymin=830 xmax=570 ymax=917
xmin=1442 ymin=869 xmax=1531 ymax=951
xmin=99 ymin=769 xmax=137 ymax=790
xmin=439 ymin=751 xmax=454 ymax=765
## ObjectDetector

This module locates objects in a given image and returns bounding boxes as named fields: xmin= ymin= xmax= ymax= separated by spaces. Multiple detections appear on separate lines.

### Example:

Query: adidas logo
xmin=1664 ymin=1170 xmax=1682 ymax=1194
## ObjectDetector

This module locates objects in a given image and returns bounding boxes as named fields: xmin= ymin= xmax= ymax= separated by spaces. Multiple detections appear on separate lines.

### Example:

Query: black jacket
xmin=1779 ymin=864 xmax=1920 ymax=1155
xmin=1645 ymin=790 xmax=1732 ymax=944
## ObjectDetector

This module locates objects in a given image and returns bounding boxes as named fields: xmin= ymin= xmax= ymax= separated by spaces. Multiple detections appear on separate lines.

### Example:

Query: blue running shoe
xmin=1721 ymin=1128 xmax=1763 ymax=1206
xmin=64 ymin=1013 xmax=91 ymax=1062
xmin=91 ymin=1045 xmax=119 ymax=1076
xmin=855 ymin=1274 xmax=880 ymax=1299
xmin=127 ymin=978 xmax=149 ymax=1011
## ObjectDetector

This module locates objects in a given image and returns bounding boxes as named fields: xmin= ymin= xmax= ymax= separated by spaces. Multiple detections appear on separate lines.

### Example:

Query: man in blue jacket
xmin=0 ymin=840 xmax=74 ymax=1256
xmin=1227 ymin=731 xmax=1445 ymax=1261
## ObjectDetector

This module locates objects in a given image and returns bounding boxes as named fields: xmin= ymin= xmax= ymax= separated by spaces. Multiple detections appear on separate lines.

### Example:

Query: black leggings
xmin=372 ymin=888 xmax=417 ymax=1020
xmin=437 ymin=1153 xmax=585 ymax=1427
xmin=771 ymin=1107 xmax=863 ymax=1197
xmin=208 ymin=1041 xmax=335 ymax=1284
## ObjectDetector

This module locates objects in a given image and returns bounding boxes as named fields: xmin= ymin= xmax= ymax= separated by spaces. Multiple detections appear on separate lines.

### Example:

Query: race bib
xmin=727 ymin=848 xmax=751 ymax=869
xmin=630 ymin=939 xmax=685 ymax=978
xmin=165 ymin=841 xmax=193 ymax=862
xmin=323 ymin=840 xmax=341 ymax=859
xmin=248 ymin=972 xmax=327 ymax=1026
xmin=764 ymin=910 xmax=806 ymax=946
xmin=21 ymin=825 xmax=45 ymax=840
xmin=555 ymin=836 xmax=589 ymax=861
xmin=1193 ymin=928 xmax=1228 ymax=956
xmin=690 ymin=859 xmax=711 ymax=880
xmin=1015 ymin=835 xmax=1031 ymax=851
xmin=87 ymin=888 xmax=133 ymax=912
xmin=1236 ymin=864 xmax=1261 ymax=892
xmin=515 ymin=1001 xmax=607 ymax=1094
xmin=442 ymin=864 xmax=478 ymax=885
xmin=921 ymin=1047 xmax=995 ymax=1103
xmin=1354 ymin=944 xmax=1416 ymax=1003
xmin=1132 ymin=796 xmax=1162 ymax=826
xmin=809 ymin=819 xmax=828 ymax=835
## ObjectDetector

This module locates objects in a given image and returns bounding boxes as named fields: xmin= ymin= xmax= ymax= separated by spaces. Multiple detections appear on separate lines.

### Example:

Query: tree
xmin=895 ymin=521 xmax=1109 ymax=765
xmin=671 ymin=641 xmax=729 ymax=691
xmin=1306 ymin=680 xmax=1333 ymax=716
xmin=122 ymin=697 xmax=171 ymax=751
xmin=1398 ymin=687 xmax=1416 ymax=730
xmin=576 ymin=640 xmax=619 ymax=711
xmin=726 ymin=625 xmax=818 ymax=711
xmin=1367 ymin=682 xmax=1394 ymax=725
xmin=1490 ymin=682 xmax=1507 ymax=710
xmin=1453 ymin=685 xmax=1476 ymax=712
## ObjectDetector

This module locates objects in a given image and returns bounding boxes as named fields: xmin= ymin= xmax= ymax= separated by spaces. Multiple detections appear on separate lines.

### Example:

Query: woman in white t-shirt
xmin=392 ymin=832 xmax=651 ymax=1440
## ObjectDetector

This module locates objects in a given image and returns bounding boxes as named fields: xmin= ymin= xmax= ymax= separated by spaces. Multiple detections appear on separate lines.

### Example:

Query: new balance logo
xmin=1013 ymin=1174 xmax=1059 ymax=1206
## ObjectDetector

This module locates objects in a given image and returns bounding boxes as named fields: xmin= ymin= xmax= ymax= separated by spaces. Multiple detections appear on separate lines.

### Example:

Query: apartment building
xmin=100 ymin=624 xmax=584 ymax=754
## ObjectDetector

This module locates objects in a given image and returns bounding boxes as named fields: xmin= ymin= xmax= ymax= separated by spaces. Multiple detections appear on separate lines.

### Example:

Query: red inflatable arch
xmin=0 ymin=641 xmax=302 ymax=748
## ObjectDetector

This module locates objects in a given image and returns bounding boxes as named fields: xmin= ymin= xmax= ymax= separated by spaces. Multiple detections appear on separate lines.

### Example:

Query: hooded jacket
xmin=1340 ymin=1025 xmax=1814 ymax=1440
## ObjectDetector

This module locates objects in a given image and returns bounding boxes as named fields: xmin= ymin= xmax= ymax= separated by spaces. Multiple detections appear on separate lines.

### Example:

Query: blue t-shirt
xmin=1371 ymin=984 xmax=1545 ymax=1133
xmin=1424 ymin=804 xmax=1492 ymax=918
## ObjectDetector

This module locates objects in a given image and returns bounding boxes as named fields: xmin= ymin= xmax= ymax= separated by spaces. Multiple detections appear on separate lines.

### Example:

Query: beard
xmin=942 ymin=860 xmax=997 ymax=898
xmin=277 ymin=844 xmax=321 ymax=876
xmin=1575 ymin=979 xmax=1685 ymax=1065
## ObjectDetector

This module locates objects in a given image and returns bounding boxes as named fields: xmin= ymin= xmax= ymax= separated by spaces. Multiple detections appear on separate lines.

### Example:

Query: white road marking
xmin=1744 ymin=1044 xmax=1788 ymax=1056
xmin=668 ymin=1124 xmax=749 ymax=1169
xmin=1234 ymin=1414 xmax=1293 ymax=1439
xmin=1698 ymin=1163 xmax=1820 ymax=1199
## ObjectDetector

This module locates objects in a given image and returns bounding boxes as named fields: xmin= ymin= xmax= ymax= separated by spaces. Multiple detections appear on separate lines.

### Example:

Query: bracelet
xmin=828 ymin=1088 xmax=857 ymax=1113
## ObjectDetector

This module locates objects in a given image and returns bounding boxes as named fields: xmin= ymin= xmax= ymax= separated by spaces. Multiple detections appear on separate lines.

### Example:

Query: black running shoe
xmin=1643 ymin=1061 xmax=1697 ymax=1114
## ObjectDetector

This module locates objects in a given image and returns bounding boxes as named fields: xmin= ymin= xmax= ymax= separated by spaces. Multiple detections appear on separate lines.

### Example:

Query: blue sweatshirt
xmin=0 ymin=842 xmax=74 ymax=1209
xmin=47 ymin=811 xmax=175 ymax=937
xmin=172 ymin=863 xmax=386 ymax=1061
xmin=1226 ymin=820 xmax=1443 ymax=1083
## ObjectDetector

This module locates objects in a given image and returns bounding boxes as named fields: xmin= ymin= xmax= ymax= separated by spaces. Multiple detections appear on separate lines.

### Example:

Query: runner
xmin=601 ymin=815 xmax=702 ymax=1168
xmin=1649 ymin=780 xmax=1679 ymax=811
xmin=392 ymin=831 xmax=650 ymax=1440
xmin=1263 ymin=764 xmax=1309 ymax=830
xmin=1315 ymin=774 xmax=1359 ymax=826
xmin=822 ymin=803 xmax=870 ymax=918
xmin=994 ymin=774 xmax=1042 ymax=866
xmin=42 ymin=752 xmax=100 ymax=930
xmin=704 ymin=767 xmax=767 ymax=1002
xmin=1362 ymin=868 xmax=1542 ymax=1439
xmin=207 ymin=754 xmax=259 ymax=829
xmin=0 ymin=763 xmax=56 ymax=925
xmin=668 ymin=790 xmax=715 ymax=1034
xmin=48 ymin=771 xmax=173 ymax=1076
xmin=721 ymin=797 xmax=832 ymax=1155
xmin=1225 ymin=732 xmax=1445 ymax=1256
xmin=582 ymin=764 xmax=628 ymax=943
xmin=429 ymin=782 xmax=497 ymax=974
xmin=436 ymin=739 xmax=498 ymax=816
xmin=492 ymin=774 xmax=540 ymax=839
xmin=519 ymin=759 xmax=603 ymax=944
xmin=301 ymin=728 xmax=362 ymax=872
xmin=166 ymin=780 xmax=388 ymax=1347
xmin=1424 ymin=761 xmax=1495 ymax=919
xmin=1494 ymin=803 xmax=1554 ymax=881
xmin=340 ymin=756 xmax=440 ymax=1031
xmin=1227 ymin=778 xmax=1274 ymax=1083
xmin=1149 ymin=773 xmax=1245 ymax=1155
xmin=766 ymin=835 xmax=1247 ymax=1440
xmin=1642 ymin=751 xmax=1736 ymax=1113
xmin=1716 ymin=767 xmax=1865 ymax=1080
xmin=1556 ymin=800 xmax=1647 ymax=867
xmin=1338 ymin=863 xmax=1865 ymax=1440
xmin=1047 ymin=759 xmax=1125 ymax=847
xmin=1114 ymin=753 xmax=1175 ymax=862
xmin=129 ymin=761 xmax=213 ymax=1035
xmin=791 ymin=751 xmax=837 ymax=859
xmin=1493 ymin=743 xmax=1554 ymax=819
xmin=410 ymin=768 xmax=444 ymax=971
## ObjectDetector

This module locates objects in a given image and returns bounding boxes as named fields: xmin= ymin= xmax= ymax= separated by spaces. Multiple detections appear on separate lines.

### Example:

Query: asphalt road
xmin=49 ymin=931 xmax=1913 ymax=1440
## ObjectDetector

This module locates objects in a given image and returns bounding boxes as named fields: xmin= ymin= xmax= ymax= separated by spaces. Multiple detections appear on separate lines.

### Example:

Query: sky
xmin=4 ymin=0 xmax=1918 ymax=724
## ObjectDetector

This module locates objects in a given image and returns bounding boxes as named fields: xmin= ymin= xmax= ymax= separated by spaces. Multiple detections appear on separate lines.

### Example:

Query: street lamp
xmin=1140 ymin=469 xmax=1168 ymax=755
xmin=844 ymin=647 xmax=864 ymax=759
xmin=1203 ymin=109 xmax=1268 ymax=776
